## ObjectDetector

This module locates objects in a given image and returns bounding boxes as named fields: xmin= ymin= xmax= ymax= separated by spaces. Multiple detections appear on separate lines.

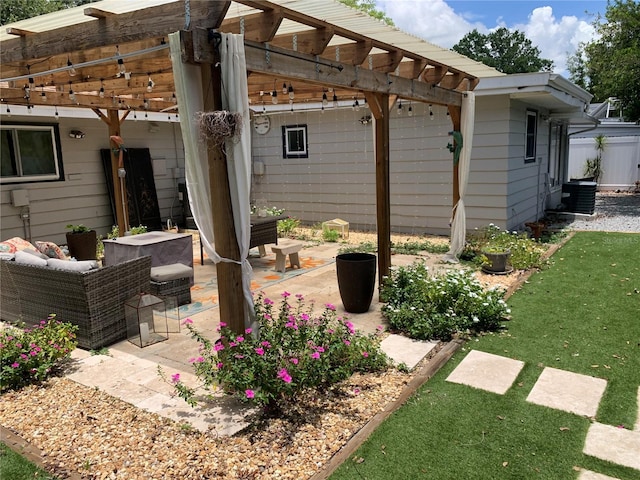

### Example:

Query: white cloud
xmin=375 ymin=1 xmax=596 ymax=77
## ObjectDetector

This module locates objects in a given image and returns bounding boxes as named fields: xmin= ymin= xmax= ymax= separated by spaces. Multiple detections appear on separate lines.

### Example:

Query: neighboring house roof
xmin=474 ymin=72 xmax=597 ymax=126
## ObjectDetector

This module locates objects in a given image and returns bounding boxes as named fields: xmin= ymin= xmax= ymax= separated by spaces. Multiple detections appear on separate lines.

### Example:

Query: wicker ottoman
xmin=149 ymin=263 xmax=193 ymax=306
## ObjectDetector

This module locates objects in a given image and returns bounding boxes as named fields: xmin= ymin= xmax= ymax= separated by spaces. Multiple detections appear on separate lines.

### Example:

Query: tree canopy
xmin=1 ymin=0 xmax=94 ymax=25
xmin=568 ymin=0 xmax=640 ymax=122
xmin=338 ymin=0 xmax=394 ymax=26
xmin=452 ymin=27 xmax=553 ymax=74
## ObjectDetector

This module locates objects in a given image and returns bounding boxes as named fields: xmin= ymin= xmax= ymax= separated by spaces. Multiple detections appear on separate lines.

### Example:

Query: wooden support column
xmin=448 ymin=105 xmax=462 ymax=208
xmin=106 ymin=109 xmax=128 ymax=236
xmin=369 ymin=92 xmax=391 ymax=287
xmin=200 ymin=52 xmax=245 ymax=335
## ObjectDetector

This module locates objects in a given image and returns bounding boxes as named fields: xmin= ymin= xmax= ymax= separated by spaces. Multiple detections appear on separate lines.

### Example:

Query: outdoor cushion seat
xmin=150 ymin=263 xmax=193 ymax=282
xmin=150 ymin=263 xmax=193 ymax=306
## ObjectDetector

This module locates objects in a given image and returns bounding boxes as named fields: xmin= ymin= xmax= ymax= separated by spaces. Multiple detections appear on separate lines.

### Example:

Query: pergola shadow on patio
xmin=1 ymin=0 xmax=490 ymax=334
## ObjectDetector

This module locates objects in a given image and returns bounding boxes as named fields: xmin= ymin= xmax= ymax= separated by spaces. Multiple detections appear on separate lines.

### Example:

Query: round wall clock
xmin=253 ymin=115 xmax=271 ymax=135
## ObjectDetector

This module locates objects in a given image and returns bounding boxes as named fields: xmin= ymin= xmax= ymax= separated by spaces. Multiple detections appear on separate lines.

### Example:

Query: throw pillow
xmin=0 ymin=242 xmax=17 ymax=254
xmin=35 ymin=241 xmax=67 ymax=259
xmin=4 ymin=237 xmax=34 ymax=252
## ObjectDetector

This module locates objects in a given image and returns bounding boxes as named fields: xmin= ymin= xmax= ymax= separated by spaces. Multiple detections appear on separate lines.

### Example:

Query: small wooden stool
xmin=271 ymin=242 xmax=302 ymax=272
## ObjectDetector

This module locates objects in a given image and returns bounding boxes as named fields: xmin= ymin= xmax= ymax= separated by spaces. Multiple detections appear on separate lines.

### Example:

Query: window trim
xmin=1 ymin=122 xmax=64 ymax=184
xmin=525 ymin=110 xmax=537 ymax=164
xmin=282 ymin=124 xmax=308 ymax=158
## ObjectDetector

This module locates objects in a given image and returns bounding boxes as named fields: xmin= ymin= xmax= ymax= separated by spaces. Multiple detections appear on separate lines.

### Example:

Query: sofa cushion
xmin=47 ymin=258 xmax=98 ymax=272
xmin=35 ymin=241 xmax=67 ymax=259
xmin=14 ymin=250 xmax=48 ymax=266
xmin=150 ymin=263 xmax=193 ymax=282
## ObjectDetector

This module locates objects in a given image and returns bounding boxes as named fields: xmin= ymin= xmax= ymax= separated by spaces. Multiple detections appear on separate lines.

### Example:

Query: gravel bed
xmin=0 ymin=360 xmax=433 ymax=479
xmin=549 ymin=192 xmax=640 ymax=233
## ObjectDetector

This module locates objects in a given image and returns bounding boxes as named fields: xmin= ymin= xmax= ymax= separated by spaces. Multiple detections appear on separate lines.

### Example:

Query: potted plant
xmin=336 ymin=243 xmax=377 ymax=313
xmin=66 ymin=224 xmax=97 ymax=260
xmin=480 ymin=244 xmax=512 ymax=274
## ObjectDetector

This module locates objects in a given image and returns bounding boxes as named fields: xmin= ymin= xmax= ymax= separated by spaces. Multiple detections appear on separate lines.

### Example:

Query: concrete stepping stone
xmin=578 ymin=470 xmax=621 ymax=480
xmin=584 ymin=422 xmax=640 ymax=471
xmin=526 ymin=367 xmax=607 ymax=418
xmin=380 ymin=334 xmax=438 ymax=370
xmin=445 ymin=350 xmax=524 ymax=394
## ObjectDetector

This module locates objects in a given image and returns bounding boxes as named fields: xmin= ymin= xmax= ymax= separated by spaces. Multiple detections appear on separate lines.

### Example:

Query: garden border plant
xmin=165 ymin=291 xmax=389 ymax=415
xmin=380 ymin=262 xmax=510 ymax=341
xmin=1 ymin=315 xmax=78 ymax=392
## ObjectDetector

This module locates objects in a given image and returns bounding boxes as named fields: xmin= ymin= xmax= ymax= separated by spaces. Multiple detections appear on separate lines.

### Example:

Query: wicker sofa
xmin=0 ymin=256 xmax=151 ymax=350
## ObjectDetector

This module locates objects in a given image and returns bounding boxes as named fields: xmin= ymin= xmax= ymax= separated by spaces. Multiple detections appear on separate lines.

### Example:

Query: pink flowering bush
xmin=174 ymin=292 xmax=388 ymax=412
xmin=1 ymin=315 xmax=78 ymax=392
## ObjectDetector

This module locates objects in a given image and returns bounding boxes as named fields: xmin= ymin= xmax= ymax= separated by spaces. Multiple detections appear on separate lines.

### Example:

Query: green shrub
xmin=322 ymin=228 xmax=340 ymax=242
xmin=1 ymin=315 xmax=78 ymax=392
xmin=277 ymin=216 xmax=300 ymax=237
xmin=391 ymin=240 xmax=449 ymax=255
xmin=464 ymin=224 xmax=547 ymax=270
xmin=381 ymin=262 xmax=510 ymax=340
xmin=338 ymin=241 xmax=377 ymax=255
xmin=168 ymin=292 xmax=389 ymax=413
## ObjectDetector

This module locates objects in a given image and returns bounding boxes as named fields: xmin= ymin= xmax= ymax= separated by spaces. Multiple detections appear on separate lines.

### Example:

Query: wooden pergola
xmin=1 ymin=0 xmax=479 ymax=333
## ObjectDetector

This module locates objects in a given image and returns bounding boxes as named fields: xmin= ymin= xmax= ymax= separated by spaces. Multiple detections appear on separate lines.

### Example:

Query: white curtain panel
xmin=169 ymin=32 xmax=255 ymax=329
xmin=444 ymin=91 xmax=475 ymax=262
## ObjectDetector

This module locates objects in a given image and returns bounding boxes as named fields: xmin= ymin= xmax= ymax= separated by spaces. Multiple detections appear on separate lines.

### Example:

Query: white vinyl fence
xmin=568 ymin=136 xmax=640 ymax=190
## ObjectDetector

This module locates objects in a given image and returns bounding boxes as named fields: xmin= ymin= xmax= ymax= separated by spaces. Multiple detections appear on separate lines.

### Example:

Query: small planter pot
xmin=481 ymin=249 xmax=512 ymax=274
xmin=336 ymin=253 xmax=377 ymax=313
xmin=66 ymin=230 xmax=97 ymax=260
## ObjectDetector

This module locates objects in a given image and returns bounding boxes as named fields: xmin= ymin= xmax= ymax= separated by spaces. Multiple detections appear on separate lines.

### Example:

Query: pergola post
xmin=367 ymin=92 xmax=391 ymax=287
xmin=448 ymin=105 xmax=462 ymax=208
xmin=106 ymin=109 xmax=128 ymax=237
xmin=200 ymin=53 xmax=245 ymax=335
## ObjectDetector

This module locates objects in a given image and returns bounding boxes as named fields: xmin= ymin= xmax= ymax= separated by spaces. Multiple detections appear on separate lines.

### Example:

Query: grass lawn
xmin=331 ymin=232 xmax=640 ymax=480
xmin=0 ymin=442 xmax=57 ymax=480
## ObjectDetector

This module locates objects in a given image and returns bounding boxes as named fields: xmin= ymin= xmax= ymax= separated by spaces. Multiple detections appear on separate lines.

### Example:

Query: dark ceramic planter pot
xmin=481 ymin=249 xmax=511 ymax=274
xmin=336 ymin=253 xmax=376 ymax=313
xmin=66 ymin=230 xmax=97 ymax=260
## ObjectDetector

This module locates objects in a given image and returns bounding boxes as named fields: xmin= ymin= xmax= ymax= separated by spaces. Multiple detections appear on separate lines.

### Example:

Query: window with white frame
xmin=1 ymin=123 xmax=63 ymax=183
xmin=525 ymin=110 xmax=537 ymax=163
xmin=282 ymin=124 xmax=308 ymax=158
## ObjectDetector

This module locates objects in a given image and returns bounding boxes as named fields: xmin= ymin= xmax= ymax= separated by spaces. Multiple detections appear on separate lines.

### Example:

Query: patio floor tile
xmin=526 ymin=367 xmax=607 ymax=418
xmin=584 ymin=422 xmax=640 ymax=471
xmin=380 ymin=334 xmax=438 ymax=370
xmin=445 ymin=350 xmax=524 ymax=394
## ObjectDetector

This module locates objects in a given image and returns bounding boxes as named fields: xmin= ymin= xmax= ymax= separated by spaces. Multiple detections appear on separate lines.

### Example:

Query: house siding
xmin=1 ymin=112 xmax=184 ymax=246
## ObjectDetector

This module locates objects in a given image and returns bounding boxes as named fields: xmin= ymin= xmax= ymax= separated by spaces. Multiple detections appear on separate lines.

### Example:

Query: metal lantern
xmin=125 ymin=293 xmax=169 ymax=347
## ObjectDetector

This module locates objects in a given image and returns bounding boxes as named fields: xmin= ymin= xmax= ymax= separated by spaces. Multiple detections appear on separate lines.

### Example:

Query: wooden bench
xmin=271 ymin=241 xmax=303 ymax=272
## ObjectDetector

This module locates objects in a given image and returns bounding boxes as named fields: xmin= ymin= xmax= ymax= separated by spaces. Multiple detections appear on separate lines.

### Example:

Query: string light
xmin=146 ymin=74 xmax=154 ymax=93
xmin=67 ymin=57 xmax=76 ymax=76
xmin=27 ymin=104 xmax=33 ymax=114
xmin=354 ymin=98 xmax=360 ymax=111
xmin=143 ymin=98 xmax=149 ymax=110
xmin=282 ymin=82 xmax=288 ymax=94
xmin=40 ymin=85 xmax=47 ymax=102
xmin=408 ymin=102 xmax=413 ymax=117
xmin=23 ymin=85 xmax=30 ymax=99
xmin=322 ymin=92 xmax=328 ymax=108
xmin=133 ymin=110 xmax=138 ymax=121
xmin=288 ymin=83 xmax=294 ymax=100
xmin=27 ymin=75 xmax=34 ymax=93
xmin=429 ymin=104 xmax=434 ymax=120
xmin=116 ymin=46 xmax=126 ymax=77
xmin=99 ymin=79 xmax=105 ymax=98
xmin=332 ymin=93 xmax=338 ymax=108
xmin=397 ymin=100 xmax=403 ymax=116
xmin=171 ymin=92 xmax=177 ymax=104
xmin=68 ymin=83 xmax=76 ymax=102
xmin=271 ymin=90 xmax=278 ymax=104
xmin=6 ymin=105 xmax=11 ymax=116
xmin=54 ymin=106 xmax=59 ymax=120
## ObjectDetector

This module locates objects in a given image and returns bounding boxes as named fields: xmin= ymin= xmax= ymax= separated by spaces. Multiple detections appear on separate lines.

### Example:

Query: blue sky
xmin=375 ymin=0 xmax=609 ymax=76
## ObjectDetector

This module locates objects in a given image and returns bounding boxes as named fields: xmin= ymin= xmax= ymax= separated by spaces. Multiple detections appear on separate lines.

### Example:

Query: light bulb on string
xmin=408 ymin=102 xmax=413 ymax=117
xmin=282 ymin=82 xmax=288 ymax=94
xmin=23 ymin=85 xmax=30 ymax=99
xmin=354 ymin=98 xmax=360 ymax=111
xmin=133 ymin=111 xmax=138 ymax=121
xmin=171 ymin=92 xmax=177 ymax=104
xmin=332 ymin=93 xmax=338 ymax=108
xmin=146 ymin=75 xmax=154 ymax=93
xmin=54 ymin=106 xmax=59 ymax=120
xmin=27 ymin=104 xmax=33 ymax=114
xmin=322 ymin=92 xmax=328 ymax=107
xmin=271 ymin=90 xmax=278 ymax=104
xmin=397 ymin=101 xmax=403 ymax=116
xmin=67 ymin=58 xmax=76 ymax=76
xmin=6 ymin=105 xmax=11 ymax=117
xmin=288 ymin=84 xmax=294 ymax=100
xmin=68 ymin=83 xmax=76 ymax=102
xmin=40 ymin=86 xmax=47 ymax=102
xmin=27 ymin=76 xmax=34 ymax=93
xmin=429 ymin=104 xmax=434 ymax=120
